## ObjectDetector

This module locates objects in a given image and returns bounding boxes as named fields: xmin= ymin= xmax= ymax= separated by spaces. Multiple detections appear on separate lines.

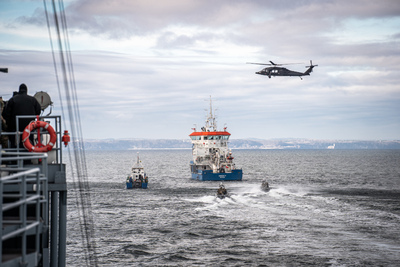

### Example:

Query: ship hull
xmin=126 ymin=181 xmax=148 ymax=189
xmin=190 ymin=163 xmax=242 ymax=181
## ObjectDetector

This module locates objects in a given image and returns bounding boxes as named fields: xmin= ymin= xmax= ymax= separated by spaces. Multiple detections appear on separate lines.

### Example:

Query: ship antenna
xmin=209 ymin=95 xmax=213 ymax=121
xmin=206 ymin=96 xmax=218 ymax=131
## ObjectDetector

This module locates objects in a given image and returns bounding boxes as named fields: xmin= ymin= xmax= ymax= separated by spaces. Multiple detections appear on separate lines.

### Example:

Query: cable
xmin=44 ymin=0 xmax=98 ymax=265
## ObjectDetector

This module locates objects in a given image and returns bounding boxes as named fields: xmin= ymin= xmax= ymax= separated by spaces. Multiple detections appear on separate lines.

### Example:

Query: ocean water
xmin=66 ymin=149 xmax=400 ymax=266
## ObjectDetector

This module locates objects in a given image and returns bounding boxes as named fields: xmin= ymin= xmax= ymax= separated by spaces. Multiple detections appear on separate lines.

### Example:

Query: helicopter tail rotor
xmin=306 ymin=60 xmax=318 ymax=68
xmin=304 ymin=60 xmax=318 ymax=75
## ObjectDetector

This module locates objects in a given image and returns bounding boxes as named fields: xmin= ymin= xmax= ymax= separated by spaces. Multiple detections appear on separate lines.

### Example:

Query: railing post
xmin=50 ymin=191 xmax=59 ymax=267
xmin=58 ymin=190 xmax=67 ymax=267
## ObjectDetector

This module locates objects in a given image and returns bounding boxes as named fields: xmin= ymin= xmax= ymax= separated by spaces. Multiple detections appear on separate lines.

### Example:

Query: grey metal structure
xmin=1 ymin=115 xmax=67 ymax=267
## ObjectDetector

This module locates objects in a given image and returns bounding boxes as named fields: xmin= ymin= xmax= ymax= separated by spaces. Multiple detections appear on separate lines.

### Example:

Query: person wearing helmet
xmin=217 ymin=183 xmax=227 ymax=196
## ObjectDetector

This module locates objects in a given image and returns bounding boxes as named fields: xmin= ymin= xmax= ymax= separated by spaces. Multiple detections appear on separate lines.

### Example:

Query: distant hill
xmin=83 ymin=138 xmax=400 ymax=150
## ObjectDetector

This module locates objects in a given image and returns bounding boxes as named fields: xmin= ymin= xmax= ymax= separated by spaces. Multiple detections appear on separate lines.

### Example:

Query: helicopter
xmin=247 ymin=60 xmax=318 ymax=80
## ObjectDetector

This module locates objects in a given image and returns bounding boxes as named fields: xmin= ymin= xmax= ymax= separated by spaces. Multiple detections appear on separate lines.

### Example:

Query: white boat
xmin=126 ymin=153 xmax=148 ymax=189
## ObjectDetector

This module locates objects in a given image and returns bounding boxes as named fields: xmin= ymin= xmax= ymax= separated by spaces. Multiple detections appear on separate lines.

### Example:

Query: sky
xmin=0 ymin=0 xmax=399 ymax=140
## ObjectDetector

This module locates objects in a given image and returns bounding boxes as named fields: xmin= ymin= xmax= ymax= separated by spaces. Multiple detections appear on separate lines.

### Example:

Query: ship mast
xmin=205 ymin=96 xmax=217 ymax=132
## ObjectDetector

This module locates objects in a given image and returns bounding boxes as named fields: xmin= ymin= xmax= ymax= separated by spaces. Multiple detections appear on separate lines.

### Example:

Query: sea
xmin=66 ymin=149 xmax=400 ymax=266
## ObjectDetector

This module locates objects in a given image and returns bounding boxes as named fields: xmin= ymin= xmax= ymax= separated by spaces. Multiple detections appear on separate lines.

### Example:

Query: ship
xmin=1 ymin=2 xmax=98 ymax=265
xmin=1 ymin=92 xmax=69 ymax=266
xmin=126 ymin=153 xmax=148 ymax=189
xmin=189 ymin=98 xmax=242 ymax=181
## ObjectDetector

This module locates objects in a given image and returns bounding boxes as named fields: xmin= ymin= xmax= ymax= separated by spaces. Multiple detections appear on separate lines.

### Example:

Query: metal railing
xmin=1 ymin=114 xmax=66 ymax=267
xmin=1 ymin=153 xmax=49 ymax=266
xmin=1 ymin=115 xmax=63 ymax=164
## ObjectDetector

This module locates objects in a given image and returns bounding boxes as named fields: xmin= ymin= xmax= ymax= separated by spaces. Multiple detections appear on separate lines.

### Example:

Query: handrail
xmin=2 ymin=194 xmax=41 ymax=212
xmin=1 ymin=114 xmax=65 ymax=266
xmin=0 ymin=167 xmax=40 ymax=182
xmin=0 ymin=156 xmax=47 ymax=265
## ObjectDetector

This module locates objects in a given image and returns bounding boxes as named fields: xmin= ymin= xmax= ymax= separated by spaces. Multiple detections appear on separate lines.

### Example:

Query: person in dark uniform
xmin=3 ymin=83 xmax=41 ymax=148
xmin=0 ymin=97 xmax=8 ymax=148
xmin=217 ymin=183 xmax=227 ymax=196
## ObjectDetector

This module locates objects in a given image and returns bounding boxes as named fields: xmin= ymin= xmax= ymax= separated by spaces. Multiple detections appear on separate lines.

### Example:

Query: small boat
xmin=126 ymin=153 xmax=148 ymax=189
xmin=261 ymin=180 xmax=270 ymax=192
xmin=216 ymin=183 xmax=229 ymax=199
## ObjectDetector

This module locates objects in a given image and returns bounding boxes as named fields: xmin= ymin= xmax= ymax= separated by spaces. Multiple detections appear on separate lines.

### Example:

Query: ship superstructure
xmin=189 ymin=98 xmax=242 ymax=181
xmin=126 ymin=153 xmax=148 ymax=189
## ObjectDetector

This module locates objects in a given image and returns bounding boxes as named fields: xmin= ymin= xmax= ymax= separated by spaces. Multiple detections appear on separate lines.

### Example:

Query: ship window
xmin=203 ymin=136 xmax=208 ymax=140
xmin=209 ymin=136 xmax=214 ymax=140
xmin=190 ymin=136 xmax=196 ymax=140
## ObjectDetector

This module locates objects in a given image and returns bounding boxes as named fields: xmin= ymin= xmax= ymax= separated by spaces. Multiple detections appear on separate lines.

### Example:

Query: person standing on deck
xmin=3 ymin=83 xmax=41 ymax=148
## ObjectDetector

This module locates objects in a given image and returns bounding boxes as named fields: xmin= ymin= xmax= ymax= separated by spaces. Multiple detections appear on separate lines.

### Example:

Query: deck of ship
xmin=1 ymin=115 xmax=67 ymax=267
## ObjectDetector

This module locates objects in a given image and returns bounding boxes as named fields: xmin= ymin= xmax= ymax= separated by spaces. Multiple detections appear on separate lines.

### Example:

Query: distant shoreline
xmin=82 ymin=138 xmax=400 ymax=150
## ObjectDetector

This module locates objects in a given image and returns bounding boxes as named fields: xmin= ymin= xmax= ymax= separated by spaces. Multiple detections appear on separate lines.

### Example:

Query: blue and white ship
xmin=126 ymin=152 xmax=148 ymax=189
xmin=189 ymin=98 xmax=242 ymax=181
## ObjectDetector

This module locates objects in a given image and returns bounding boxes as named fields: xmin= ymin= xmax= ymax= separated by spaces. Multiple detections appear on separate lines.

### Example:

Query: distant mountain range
xmin=83 ymin=138 xmax=400 ymax=150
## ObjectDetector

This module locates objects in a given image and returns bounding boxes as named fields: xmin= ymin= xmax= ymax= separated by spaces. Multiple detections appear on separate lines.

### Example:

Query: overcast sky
xmin=0 ymin=0 xmax=399 ymax=140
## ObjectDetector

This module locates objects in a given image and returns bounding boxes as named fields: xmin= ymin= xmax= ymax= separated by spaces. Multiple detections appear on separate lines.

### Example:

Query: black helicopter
xmin=247 ymin=60 xmax=318 ymax=79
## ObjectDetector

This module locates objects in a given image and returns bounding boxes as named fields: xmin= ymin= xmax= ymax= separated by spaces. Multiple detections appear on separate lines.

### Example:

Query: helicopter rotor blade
xmin=246 ymin=62 xmax=273 ymax=66
xmin=247 ymin=62 xmax=303 ymax=66
xmin=270 ymin=61 xmax=303 ymax=66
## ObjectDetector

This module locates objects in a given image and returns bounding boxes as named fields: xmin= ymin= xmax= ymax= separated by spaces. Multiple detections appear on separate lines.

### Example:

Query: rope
xmin=44 ymin=0 xmax=98 ymax=266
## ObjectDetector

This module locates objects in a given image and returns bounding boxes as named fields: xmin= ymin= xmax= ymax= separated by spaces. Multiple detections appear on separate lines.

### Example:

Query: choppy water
xmin=66 ymin=150 xmax=400 ymax=266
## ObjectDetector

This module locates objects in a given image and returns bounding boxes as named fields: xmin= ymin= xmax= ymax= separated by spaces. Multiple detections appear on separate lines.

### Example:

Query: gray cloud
xmin=2 ymin=0 xmax=399 ymax=139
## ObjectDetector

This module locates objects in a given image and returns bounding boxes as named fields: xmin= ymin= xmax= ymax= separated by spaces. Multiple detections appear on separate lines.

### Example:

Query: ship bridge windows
xmin=191 ymin=135 xmax=229 ymax=140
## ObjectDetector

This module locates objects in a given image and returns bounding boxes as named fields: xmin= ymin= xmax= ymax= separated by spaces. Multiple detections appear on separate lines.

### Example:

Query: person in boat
xmin=261 ymin=180 xmax=270 ymax=191
xmin=217 ymin=183 xmax=227 ymax=196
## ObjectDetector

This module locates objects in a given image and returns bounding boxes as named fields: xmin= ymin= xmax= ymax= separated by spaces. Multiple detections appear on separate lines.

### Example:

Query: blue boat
xmin=189 ymin=97 xmax=243 ymax=181
xmin=126 ymin=152 xmax=148 ymax=189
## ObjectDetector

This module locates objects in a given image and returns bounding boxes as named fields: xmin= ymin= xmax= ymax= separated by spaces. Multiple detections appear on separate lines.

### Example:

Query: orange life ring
xmin=22 ymin=120 xmax=57 ymax=152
